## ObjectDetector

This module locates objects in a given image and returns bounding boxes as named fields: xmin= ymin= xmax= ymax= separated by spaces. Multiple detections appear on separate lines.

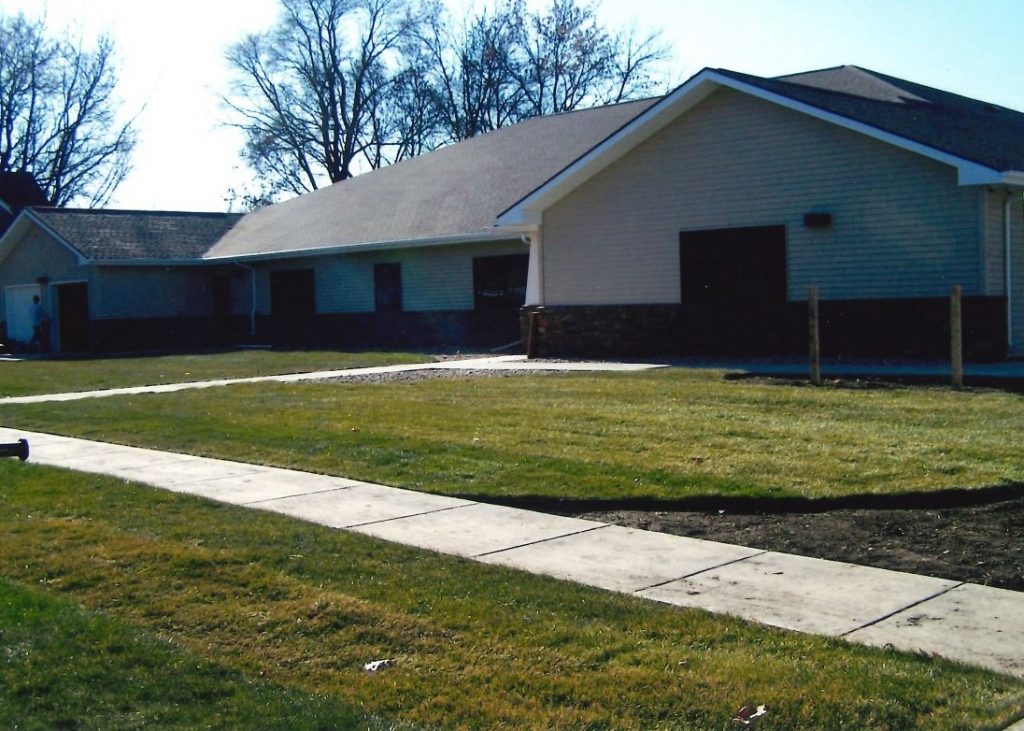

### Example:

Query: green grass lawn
xmin=2 ymin=461 xmax=1021 ymax=730
xmin=4 ymin=369 xmax=1023 ymax=500
xmin=0 ymin=579 xmax=405 ymax=730
xmin=0 ymin=349 xmax=429 ymax=397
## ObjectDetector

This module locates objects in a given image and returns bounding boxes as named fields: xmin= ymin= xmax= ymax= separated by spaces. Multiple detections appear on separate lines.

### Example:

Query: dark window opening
xmin=213 ymin=275 xmax=232 ymax=318
xmin=56 ymin=282 xmax=89 ymax=352
xmin=270 ymin=269 xmax=315 ymax=317
xmin=473 ymin=254 xmax=529 ymax=310
xmin=374 ymin=263 xmax=402 ymax=312
xmin=679 ymin=225 xmax=786 ymax=303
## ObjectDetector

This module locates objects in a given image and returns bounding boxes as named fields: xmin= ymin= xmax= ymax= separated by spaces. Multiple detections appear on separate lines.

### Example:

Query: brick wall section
xmin=522 ymin=297 xmax=1007 ymax=361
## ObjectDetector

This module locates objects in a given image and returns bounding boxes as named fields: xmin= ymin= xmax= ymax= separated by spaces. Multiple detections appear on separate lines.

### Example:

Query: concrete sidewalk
xmin=2 ymin=425 xmax=1021 ymax=681
xmin=0 ymin=354 xmax=665 ymax=405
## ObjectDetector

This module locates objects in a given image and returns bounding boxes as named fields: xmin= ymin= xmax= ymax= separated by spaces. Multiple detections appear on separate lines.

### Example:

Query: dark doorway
xmin=473 ymin=254 xmax=529 ymax=310
xmin=56 ymin=282 xmax=89 ymax=352
xmin=374 ymin=263 xmax=402 ymax=312
xmin=679 ymin=225 xmax=787 ymax=303
xmin=270 ymin=269 xmax=315 ymax=316
xmin=213 ymin=275 xmax=232 ymax=343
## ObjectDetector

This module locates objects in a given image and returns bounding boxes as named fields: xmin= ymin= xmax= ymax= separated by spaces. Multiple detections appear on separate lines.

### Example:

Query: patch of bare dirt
xmin=575 ymin=497 xmax=1024 ymax=591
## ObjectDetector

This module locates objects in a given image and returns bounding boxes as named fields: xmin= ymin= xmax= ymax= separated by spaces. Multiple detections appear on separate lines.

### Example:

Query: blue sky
xmin=2 ymin=0 xmax=1023 ymax=211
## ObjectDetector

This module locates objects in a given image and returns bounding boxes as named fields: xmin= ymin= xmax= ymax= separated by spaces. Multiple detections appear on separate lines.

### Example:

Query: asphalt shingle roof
xmin=31 ymin=209 xmax=243 ymax=261
xmin=204 ymin=98 xmax=658 ymax=259
xmin=716 ymin=65 xmax=1024 ymax=173
xmin=20 ymin=66 xmax=1022 ymax=264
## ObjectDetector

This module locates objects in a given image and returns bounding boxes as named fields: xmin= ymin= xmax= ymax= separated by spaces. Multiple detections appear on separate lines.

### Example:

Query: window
xmin=374 ymin=263 xmax=402 ymax=312
xmin=473 ymin=254 xmax=529 ymax=310
xmin=679 ymin=225 xmax=786 ymax=303
xmin=270 ymin=269 xmax=315 ymax=316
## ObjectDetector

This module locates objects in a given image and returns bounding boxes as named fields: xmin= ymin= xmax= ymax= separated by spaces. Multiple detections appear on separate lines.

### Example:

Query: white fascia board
xmin=995 ymin=171 xmax=1024 ymax=188
xmin=201 ymin=231 xmax=523 ymax=263
xmin=498 ymin=70 xmax=1012 ymax=226
xmin=497 ymin=74 xmax=722 ymax=227
xmin=717 ymin=77 xmax=1006 ymax=186
xmin=0 ymin=209 xmax=89 ymax=268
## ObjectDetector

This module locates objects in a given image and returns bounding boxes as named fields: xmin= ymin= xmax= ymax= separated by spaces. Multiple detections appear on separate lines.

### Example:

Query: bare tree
xmin=225 ymin=0 xmax=420 ymax=199
xmin=225 ymin=0 xmax=668 ymax=199
xmin=0 ymin=13 xmax=136 ymax=207
xmin=418 ymin=0 xmax=525 ymax=142
xmin=421 ymin=0 xmax=668 ymax=142
xmin=514 ymin=0 xmax=668 ymax=116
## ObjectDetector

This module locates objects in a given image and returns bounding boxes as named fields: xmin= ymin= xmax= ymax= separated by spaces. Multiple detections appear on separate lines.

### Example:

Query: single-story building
xmin=2 ymin=65 xmax=1023 ymax=359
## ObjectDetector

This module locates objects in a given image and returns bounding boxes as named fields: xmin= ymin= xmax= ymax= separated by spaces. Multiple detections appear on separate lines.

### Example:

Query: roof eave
xmin=202 ymin=230 xmax=526 ymax=263
xmin=0 ymin=209 xmax=90 ymax=268
xmin=92 ymin=257 xmax=214 ymax=266
xmin=988 ymin=170 xmax=1024 ymax=188
xmin=727 ymin=80 xmax=1015 ymax=186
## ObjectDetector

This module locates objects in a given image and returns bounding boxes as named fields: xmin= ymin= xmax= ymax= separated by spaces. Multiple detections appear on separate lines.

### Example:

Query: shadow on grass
xmin=725 ymin=371 xmax=1024 ymax=394
xmin=457 ymin=482 xmax=1024 ymax=515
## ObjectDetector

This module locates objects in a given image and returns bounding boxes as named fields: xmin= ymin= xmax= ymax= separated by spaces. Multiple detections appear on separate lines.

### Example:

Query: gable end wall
xmin=542 ymin=88 xmax=982 ymax=306
xmin=0 ymin=226 xmax=91 ymax=322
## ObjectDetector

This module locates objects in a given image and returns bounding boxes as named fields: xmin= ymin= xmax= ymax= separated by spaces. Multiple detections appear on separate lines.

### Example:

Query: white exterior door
xmin=4 ymin=284 xmax=42 ymax=344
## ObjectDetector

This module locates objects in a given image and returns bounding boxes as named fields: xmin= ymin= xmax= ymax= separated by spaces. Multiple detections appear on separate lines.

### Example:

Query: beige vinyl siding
xmin=95 ymin=267 xmax=214 ymax=319
xmin=256 ymin=241 xmax=526 ymax=314
xmin=1010 ymin=196 xmax=1024 ymax=349
xmin=542 ymin=88 xmax=982 ymax=305
xmin=982 ymin=190 xmax=1005 ymax=296
xmin=0 ymin=227 xmax=89 ymax=321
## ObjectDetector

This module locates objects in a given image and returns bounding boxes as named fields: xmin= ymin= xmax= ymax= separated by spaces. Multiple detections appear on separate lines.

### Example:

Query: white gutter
xmin=202 ymin=231 xmax=522 ymax=263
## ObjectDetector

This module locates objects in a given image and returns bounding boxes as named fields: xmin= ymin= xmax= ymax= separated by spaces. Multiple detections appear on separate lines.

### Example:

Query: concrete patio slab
xmin=253 ymin=482 xmax=472 ymax=528
xmin=479 ymin=524 xmax=762 ymax=593
xmin=639 ymin=551 xmax=961 ymax=636
xmin=353 ymin=502 xmax=604 ymax=557
xmin=847 ymin=583 xmax=1024 ymax=679
xmin=180 ymin=468 xmax=366 ymax=504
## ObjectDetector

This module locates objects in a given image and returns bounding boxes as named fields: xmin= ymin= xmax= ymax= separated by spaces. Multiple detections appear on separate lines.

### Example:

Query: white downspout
xmin=1005 ymin=193 xmax=1014 ymax=351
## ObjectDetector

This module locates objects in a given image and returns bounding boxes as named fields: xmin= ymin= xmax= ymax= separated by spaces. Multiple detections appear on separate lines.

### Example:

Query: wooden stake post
xmin=526 ymin=311 xmax=539 ymax=360
xmin=808 ymin=286 xmax=822 ymax=385
xmin=950 ymin=285 xmax=963 ymax=389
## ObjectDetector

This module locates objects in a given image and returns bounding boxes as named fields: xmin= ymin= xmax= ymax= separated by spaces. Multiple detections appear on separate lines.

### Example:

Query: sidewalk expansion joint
xmin=242 ymin=484 xmax=361 ymax=505
xmin=839 ymin=581 xmax=967 ymax=638
xmin=471 ymin=524 xmax=611 ymax=558
xmin=344 ymin=502 xmax=479 ymax=529
xmin=632 ymin=550 xmax=770 ymax=593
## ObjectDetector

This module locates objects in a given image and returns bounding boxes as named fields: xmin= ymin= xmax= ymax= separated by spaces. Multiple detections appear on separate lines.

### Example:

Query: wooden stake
xmin=808 ymin=286 xmax=821 ymax=386
xmin=526 ymin=311 xmax=539 ymax=360
xmin=950 ymin=285 xmax=963 ymax=389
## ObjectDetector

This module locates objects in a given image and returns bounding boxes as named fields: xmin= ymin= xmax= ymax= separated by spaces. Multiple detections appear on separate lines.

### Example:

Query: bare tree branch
xmin=223 ymin=0 xmax=669 ymax=201
xmin=0 ymin=13 xmax=135 ymax=207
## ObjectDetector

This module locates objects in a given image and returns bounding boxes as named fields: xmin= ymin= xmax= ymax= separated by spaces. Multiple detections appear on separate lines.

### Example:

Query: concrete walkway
xmin=2 ymin=425 xmax=1021 ymax=681
xmin=0 ymin=354 xmax=665 ymax=405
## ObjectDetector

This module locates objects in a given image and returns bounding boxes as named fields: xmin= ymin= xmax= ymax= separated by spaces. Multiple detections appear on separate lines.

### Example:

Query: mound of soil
xmin=575 ymin=497 xmax=1024 ymax=591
